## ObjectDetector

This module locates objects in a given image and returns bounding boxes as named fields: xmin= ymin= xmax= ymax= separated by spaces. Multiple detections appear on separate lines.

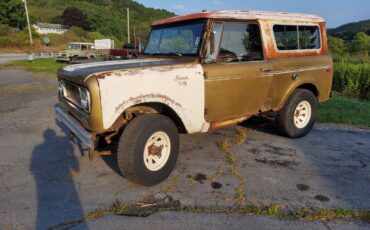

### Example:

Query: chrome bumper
xmin=55 ymin=106 xmax=94 ymax=148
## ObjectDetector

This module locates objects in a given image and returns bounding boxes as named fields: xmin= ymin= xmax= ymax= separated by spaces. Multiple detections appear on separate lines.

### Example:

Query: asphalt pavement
xmin=0 ymin=68 xmax=369 ymax=229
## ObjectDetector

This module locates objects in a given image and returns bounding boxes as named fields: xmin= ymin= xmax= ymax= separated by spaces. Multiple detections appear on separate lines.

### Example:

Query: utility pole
xmin=22 ymin=0 xmax=33 ymax=45
xmin=127 ymin=8 xmax=130 ymax=44
xmin=133 ymin=26 xmax=137 ymax=52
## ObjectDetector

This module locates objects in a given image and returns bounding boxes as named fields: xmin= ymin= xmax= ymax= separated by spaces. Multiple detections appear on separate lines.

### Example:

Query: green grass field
xmin=318 ymin=93 xmax=370 ymax=128
xmin=1 ymin=58 xmax=66 ymax=74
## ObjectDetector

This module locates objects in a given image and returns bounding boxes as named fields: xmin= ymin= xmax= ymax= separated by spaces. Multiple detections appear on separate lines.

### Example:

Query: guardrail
xmin=33 ymin=52 xmax=58 ymax=58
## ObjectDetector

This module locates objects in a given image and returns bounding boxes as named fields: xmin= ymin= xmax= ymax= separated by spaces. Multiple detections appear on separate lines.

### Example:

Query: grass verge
xmin=318 ymin=92 xmax=370 ymax=128
xmin=50 ymin=200 xmax=370 ymax=229
xmin=0 ymin=58 xmax=65 ymax=74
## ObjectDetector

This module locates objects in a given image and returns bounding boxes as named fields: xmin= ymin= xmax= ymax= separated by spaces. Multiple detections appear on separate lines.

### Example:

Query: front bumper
xmin=55 ymin=106 xmax=94 ymax=148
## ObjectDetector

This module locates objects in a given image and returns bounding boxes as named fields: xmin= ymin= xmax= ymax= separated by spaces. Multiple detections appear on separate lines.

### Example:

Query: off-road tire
xmin=117 ymin=114 xmax=179 ymax=186
xmin=277 ymin=89 xmax=317 ymax=138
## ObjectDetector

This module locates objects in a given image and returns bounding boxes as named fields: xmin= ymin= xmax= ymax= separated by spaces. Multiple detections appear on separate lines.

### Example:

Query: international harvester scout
xmin=56 ymin=11 xmax=333 ymax=185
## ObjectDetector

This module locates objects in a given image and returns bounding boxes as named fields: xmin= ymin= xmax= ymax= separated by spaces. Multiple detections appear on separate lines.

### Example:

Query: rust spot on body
xmin=210 ymin=116 xmax=251 ymax=130
xmin=115 ymin=94 xmax=183 ymax=114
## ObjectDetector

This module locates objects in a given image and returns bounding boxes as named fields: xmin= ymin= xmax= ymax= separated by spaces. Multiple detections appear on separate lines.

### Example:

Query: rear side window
xmin=273 ymin=25 xmax=320 ymax=51
xmin=299 ymin=26 xmax=320 ymax=49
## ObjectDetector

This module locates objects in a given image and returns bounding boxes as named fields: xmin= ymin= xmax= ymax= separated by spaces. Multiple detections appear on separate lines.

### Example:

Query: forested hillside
xmin=28 ymin=0 xmax=175 ymax=42
xmin=328 ymin=19 xmax=370 ymax=40
xmin=0 ymin=0 xmax=174 ymax=49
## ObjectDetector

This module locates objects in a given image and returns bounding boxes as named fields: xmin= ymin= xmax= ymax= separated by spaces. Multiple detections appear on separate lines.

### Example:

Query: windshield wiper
xmin=167 ymin=52 xmax=182 ymax=57
xmin=148 ymin=52 xmax=182 ymax=57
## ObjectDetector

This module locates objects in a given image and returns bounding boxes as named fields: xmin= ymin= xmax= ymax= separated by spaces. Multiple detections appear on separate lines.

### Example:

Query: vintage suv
xmin=56 ymin=11 xmax=333 ymax=186
xmin=56 ymin=42 xmax=97 ymax=62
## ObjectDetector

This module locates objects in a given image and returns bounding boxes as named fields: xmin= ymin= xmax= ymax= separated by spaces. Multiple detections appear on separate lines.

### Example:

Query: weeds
xmin=50 ymin=198 xmax=370 ymax=229
xmin=333 ymin=59 xmax=370 ymax=100
xmin=217 ymin=128 xmax=250 ymax=202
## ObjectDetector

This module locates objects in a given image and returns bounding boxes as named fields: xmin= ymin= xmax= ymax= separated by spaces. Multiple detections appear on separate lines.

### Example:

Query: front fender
xmin=97 ymin=64 xmax=208 ymax=133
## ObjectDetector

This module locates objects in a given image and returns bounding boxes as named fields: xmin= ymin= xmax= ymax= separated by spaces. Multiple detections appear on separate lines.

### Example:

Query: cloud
xmin=173 ymin=4 xmax=186 ymax=10
xmin=212 ymin=0 xmax=222 ymax=6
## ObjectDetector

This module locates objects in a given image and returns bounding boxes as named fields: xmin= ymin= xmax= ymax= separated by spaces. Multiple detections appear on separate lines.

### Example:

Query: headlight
xmin=79 ymin=87 xmax=90 ymax=112
xmin=58 ymin=80 xmax=64 ymax=95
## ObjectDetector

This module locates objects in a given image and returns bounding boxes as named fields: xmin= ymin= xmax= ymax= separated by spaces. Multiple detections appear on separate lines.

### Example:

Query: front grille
xmin=62 ymin=81 xmax=82 ymax=109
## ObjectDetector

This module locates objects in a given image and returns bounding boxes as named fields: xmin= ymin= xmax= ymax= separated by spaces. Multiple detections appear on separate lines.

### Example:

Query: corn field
xmin=333 ymin=59 xmax=370 ymax=100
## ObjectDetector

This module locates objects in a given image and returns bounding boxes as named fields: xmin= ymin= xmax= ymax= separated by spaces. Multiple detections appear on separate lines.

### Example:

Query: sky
xmin=135 ymin=0 xmax=370 ymax=28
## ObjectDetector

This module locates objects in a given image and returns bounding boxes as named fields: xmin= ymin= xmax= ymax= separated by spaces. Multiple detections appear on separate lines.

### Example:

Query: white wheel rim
xmin=293 ymin=101 xmax=312 ymax=129
xmin=143 ymin=131 xmax=171 ymax=171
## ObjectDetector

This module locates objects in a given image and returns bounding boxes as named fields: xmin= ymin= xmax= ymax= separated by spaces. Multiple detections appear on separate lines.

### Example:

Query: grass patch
xmin=318 ymin=92 xmax=370 ymax=128
xmin=50 ymin=198 xmax=370 ymax=229
xmin=0 ymin=83 xmax=56 ymax=94
xmin=1 ymin=58 xmax=65 ymax=74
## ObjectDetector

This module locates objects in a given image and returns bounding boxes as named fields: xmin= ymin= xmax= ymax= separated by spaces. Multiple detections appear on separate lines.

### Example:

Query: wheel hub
xmin=148 ymin=143 xmax=163 ymax=158
xmin=143 ymin=131 xmax=171 ymax=171
xmin=293 ymin=101 xmax=312 ymax=129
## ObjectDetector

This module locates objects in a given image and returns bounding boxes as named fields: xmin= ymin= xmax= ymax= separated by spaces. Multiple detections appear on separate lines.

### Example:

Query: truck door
xmin=203 ymin=22 xmax=273 ymax=122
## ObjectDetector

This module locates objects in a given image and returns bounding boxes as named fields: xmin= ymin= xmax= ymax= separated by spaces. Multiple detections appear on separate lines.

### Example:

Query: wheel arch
xmin=277 ymin=82 xmax=319 ymax=111
xmin=297 ymin=83 xmax=319 ymax=98
xmin=116 ymin=102 xmax=187 ymax=134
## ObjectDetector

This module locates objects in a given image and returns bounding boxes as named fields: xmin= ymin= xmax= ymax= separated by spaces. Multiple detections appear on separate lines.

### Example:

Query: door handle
xmin=260 ymin=68 xmax=272 ymax=72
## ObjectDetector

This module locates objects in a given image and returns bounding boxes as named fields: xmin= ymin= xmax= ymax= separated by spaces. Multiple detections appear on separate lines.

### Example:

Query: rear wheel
xmin=277 ymin=89 xmax=317 ymax=138
xmin=117 ymin=114 xmax=179 ymax=186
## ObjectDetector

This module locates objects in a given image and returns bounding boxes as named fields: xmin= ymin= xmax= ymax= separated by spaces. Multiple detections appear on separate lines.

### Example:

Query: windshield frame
xmin=144 ymin=19 xmax=206 ymax=57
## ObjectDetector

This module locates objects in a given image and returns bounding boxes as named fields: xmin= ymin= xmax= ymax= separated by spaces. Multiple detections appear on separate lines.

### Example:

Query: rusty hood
xmin=57 ymin=57 xmax=197 ymax=85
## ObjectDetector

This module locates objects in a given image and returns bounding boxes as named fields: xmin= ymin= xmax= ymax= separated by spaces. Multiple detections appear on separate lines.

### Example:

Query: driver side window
xmin=219 ymin=23 xmax=263 ymax=63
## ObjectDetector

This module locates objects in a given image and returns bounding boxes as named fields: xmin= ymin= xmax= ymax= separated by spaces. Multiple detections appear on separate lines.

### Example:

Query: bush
xmin=0 ymin=32 xmax=31 ymax=46
xmin=333 ymin=60 xmax=370 ymax=100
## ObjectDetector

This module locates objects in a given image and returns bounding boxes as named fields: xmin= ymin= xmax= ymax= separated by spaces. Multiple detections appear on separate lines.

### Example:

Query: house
xmin=32 ymin=23 xmax=69 ymax=35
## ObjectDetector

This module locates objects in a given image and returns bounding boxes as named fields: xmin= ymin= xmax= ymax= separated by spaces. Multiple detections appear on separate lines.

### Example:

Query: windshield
xmin=68 ymin=44 xmax=81 ymax=50
xmin=145 ymin=21 xmax=205 ymax=56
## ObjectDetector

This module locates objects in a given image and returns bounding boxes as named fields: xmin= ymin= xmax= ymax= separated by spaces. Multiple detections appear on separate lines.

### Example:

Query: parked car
xmin=56 ymin=10 xmax=333 ymax=186
xmin=56 ymin=42 xmax=97 ymax=62
xmin=109 ymin=41 xmax=143 ymax=59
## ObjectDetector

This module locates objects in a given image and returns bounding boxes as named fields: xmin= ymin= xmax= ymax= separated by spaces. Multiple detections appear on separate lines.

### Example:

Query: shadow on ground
xmin=29 ymin=128 xmax=88 ymax=229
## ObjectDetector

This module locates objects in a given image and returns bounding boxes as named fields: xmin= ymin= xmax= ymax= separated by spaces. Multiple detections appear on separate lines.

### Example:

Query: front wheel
xmin=277 ymin=89 xmax=317 ymax=138
xmin=117 ymin=114 xmax=179 ymax=186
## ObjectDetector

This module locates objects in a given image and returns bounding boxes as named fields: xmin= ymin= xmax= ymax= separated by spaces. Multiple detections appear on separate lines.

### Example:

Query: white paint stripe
xmin=205 ymin=74 xmax=274 ymax=82
xmin=205 ymin=76 xmax=242 ymax=82
xmin=272 ymin=65 xmax=331 ymax=75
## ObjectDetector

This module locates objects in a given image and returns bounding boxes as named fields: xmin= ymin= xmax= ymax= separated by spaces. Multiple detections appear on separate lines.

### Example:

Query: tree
xmin=350 ymin=32 xmax=370 ymax=57
xmin=62 ymin=7 xmax=91 ymax=30
xmin=328 ymin=36 xmax=348 ymax=57
xmin=0 ymin=0 xmax=26 ymax=29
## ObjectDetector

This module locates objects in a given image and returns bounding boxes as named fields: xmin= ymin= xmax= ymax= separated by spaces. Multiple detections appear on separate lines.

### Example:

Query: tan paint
xmin=200 ymin=17 xmax=332 ymax=124
xmin=203 ymin=61 xmax=274 ymax=121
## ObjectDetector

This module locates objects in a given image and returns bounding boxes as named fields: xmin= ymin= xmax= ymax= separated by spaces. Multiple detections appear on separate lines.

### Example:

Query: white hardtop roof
xmin=154 ymin=10 xmax=325 ymax=25
xmin=68 ymin=42 xmax=95 ymax=45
